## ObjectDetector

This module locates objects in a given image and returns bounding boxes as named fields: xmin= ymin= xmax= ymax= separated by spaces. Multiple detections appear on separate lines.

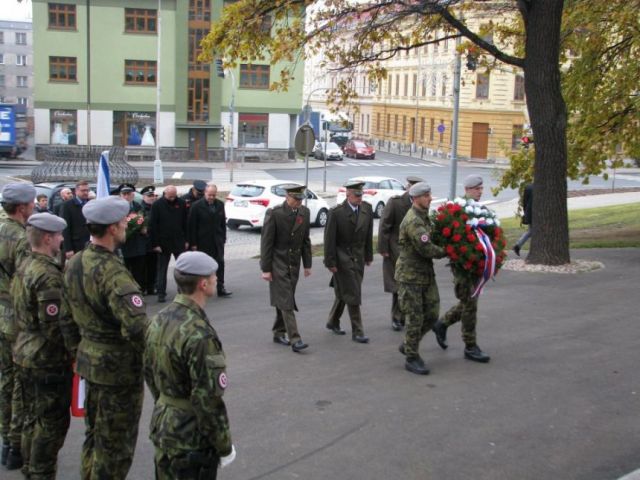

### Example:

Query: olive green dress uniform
xmin=0 ymin=217 xmax=28 ymax=455
xmin=144 ymin=294 xmax=232 ymax=480
xmin=378 ymin=191 xmax=412 ymax=326
xmin=62 ymin=243 xmax=149 ymax=480
xmin=324 ymin=200 xmax=374 ymax=336
xmin=395 ymin=206 xmax=447 ymax=359
xmin=260 ymin=202 xmax=312 ymax=343
xmin=13 ymin=252 xmax=72 ymax=479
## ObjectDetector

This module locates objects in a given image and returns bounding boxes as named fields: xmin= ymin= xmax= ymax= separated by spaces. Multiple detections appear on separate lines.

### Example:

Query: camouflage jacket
xmin=395 ymin=206 xmax=446 ymax=285
xmin=13 ymin=252 xmax=71 ymax=369
xmin=144 ymin=294 xmax=232 ymax=456
xmin=62 ymin=243 xmax=148 ymax=386
xmin=0 ymin=217 xmax=29 ymax=337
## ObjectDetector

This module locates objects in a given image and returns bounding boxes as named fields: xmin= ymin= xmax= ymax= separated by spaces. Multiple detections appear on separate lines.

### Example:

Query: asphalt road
xmin=4 ymin=248 xmax=639 ymax=480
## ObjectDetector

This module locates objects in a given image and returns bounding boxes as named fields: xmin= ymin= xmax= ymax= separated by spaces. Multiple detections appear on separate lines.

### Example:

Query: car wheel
xmin=315 ymin=208 xmax=328 ymax=228
xmin=371 ymin=154 xmax=375 ymax=160
xmin=227 ymin=221 xmax=240 ymax=230
xmin=375 ymin=202 xmax=385 ymax=219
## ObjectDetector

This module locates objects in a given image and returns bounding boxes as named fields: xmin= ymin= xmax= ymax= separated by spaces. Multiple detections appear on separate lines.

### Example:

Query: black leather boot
xmin=6 ymin=446 xmax=23 ymax=470
xmin=432 ymin=320 xmax=448 ymax=350
xmin=464 ymin=344 xmax=491 ymax=363
xmin=1 ymin=440 xmax=9 ymax=466
xmin=405 ymin=356 xmax=430 ymax=375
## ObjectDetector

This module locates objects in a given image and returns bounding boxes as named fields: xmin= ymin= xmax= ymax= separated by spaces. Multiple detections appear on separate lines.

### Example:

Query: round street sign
xmin=294 ymin=124 xmax=316 ymax=156
xmin=437 ymin=123 xmax=446 ymax=134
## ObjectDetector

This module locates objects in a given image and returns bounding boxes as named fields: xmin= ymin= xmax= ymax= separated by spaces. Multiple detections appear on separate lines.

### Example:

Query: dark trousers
xmin=156 ymin=251 xmax=183 ymax=296
xmin=155 ymin=447 xmax=219 ymax=480
xmin=272 ymin=308 xmax=301 ymax=343
xmin=124 ymin=256 xmax=146 ymax=292
xmin=144 ymin=252 xmax=158 ymax=294
xmin=327 ymin=297 xmax=364 ymax=336
xmin=215 ymin=256 xmax=226 ymax=291
xmin=391 ymin=292 xmax=403 ymax=325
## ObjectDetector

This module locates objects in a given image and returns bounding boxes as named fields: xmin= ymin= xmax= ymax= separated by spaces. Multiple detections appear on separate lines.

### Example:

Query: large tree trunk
xmin=522 ymin=0 xmax=570 ymax=265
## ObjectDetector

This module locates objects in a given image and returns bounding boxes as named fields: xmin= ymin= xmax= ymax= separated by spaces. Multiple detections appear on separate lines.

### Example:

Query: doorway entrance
xmin=470 ymin=122 xmax=490 ymax=159
xmin=188 ymin=130 xmax=207 ymax=160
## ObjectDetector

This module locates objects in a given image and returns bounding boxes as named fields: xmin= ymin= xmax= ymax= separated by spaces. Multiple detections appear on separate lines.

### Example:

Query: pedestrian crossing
xmin=333 ymin=161 xmax=444 ymax=168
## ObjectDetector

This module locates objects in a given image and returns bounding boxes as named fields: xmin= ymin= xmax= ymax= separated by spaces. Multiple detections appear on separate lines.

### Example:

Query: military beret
xmin=175 ymin=251 xmax=218 ymax=276
xmin=193 ymin=180 xmax=207 ymax=193
xmin=140 ymin=185 xmax=156 ymax=196
xmin=82 ymin=196 xmax=130 ymax=225
xmin=406 ymin=176 xmax=424 ymax=185
xmin=283 ymin=184 xmax=307 ymax=200
xmin=27 ymin=212 xmax=67 ymax=232
xmin=118 ymin=183 xmax=136 ymax=194
xmin=464 ymin=174 xmax=483 ymax=189
xmin=1 ymin=183 xmax=36 ymax=204
xmin=409 ymin=182 xmax=432 ymax=197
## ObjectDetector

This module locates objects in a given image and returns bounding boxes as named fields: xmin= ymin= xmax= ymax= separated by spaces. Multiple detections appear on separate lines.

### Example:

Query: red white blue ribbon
xmin=472 ymin=227 xmax=496 ymax=298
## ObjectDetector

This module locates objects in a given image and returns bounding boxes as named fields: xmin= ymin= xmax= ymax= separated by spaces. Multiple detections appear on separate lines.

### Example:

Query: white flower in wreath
xmin=465 ymin=206 xmax=475 ymax=214
xmin=455 ymin=198 xmax=467 ymax=207
xmin=474 ymin=206 xmax=483 ymax=216
xmin=495 ymin=218 xmax=501 ymax=227
xmin=485 ymin=218 xmax=494 ymax=225
xmin=467 ymin=218 xmax=479 ymax=227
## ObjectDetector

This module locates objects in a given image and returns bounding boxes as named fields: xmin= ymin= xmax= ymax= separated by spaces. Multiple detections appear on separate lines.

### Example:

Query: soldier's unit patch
xmin=131 ymin=295 xmax=144 ymax=308
xmin=420 ymin=234 xmax=430 ymax=243
xmin=218 ymin=372 xmax=228 ymax=389
xmin=46 ymin=304 xmax=59 ymax=316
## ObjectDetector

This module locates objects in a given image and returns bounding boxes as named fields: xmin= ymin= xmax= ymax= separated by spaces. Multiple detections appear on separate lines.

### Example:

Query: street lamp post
xmin=303 ymin=86 xmax=329 ymax=198
xmin=448 ymin=50 xmax=462 ymax=200
xmin=228 ymin=69 xmax=236 ymax=183
xmin=153 ymin=0 xmax=164 ymax=184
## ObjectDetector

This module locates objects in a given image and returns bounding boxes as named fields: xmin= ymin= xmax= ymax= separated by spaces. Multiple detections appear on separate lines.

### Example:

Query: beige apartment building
xmin=305 ymin=23 xmax=529 ymax=162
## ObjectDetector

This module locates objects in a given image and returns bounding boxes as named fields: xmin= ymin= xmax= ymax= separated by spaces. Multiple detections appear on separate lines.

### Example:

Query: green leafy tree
xmin=202 ymin=0 xmax=572 ymax=265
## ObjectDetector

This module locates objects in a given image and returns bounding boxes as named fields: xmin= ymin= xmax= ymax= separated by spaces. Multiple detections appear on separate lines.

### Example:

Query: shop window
xmin=239 ymin=113 xmax=268 ymax=147
xmin=48 ymin=3 xmax=76 ymax=30
xmin=50 ymin=110 xmax=77 ymax=145
xmin=113 ymin=111 xmax=156 ymax=147
xmin=125 ymin=8 xmax=157 ymax=33
xmin=49 ymin=56 xmax=77 ymax=82
xmin=124 ymin=60 xmax=157 ymax=85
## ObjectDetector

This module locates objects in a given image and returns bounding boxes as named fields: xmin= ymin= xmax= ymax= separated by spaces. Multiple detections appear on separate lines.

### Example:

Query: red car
xmin=344 ymin=139 xmax=376 ymax=159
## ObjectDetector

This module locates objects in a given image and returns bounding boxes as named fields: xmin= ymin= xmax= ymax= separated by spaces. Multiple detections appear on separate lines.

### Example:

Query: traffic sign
xmin=437 ymin=123 xmax=445 ymax=134
xmin=294 ymin=124 xmax=316 ymax=156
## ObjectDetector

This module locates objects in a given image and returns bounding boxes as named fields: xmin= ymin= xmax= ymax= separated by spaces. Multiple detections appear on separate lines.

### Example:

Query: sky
xmin=1 ymin=0 xmax=33 ymax=21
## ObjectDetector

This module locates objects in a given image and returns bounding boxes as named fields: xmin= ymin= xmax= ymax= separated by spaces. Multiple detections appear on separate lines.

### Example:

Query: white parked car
xmin=225 ymin=179 xmax=330 ymax=229
xmin=313 ymin=142 xmax=344 ymax=161
xmin=336 ymin=176 xmax=406 ymax=218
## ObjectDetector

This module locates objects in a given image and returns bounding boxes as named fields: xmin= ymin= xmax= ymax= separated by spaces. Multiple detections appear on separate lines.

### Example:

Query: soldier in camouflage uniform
xmin=433 ymin=175 xmax=491 ymax=363
xmin=396 ymin=183 xmax=447 ymax=375
xmin=378 ymin=176 xmax=423 ymax=331
xmin=260 ymin=185 xmax=312 ymax=353
xmin=61 ymin=196 xmax=149 ymax=480
xmin=144 ymin=251 xmax=235 ymax=479
xmin=13 ymin=213 xmax=71 ymax=479
xmin=0 ymin=182 xmax=35 ymax=470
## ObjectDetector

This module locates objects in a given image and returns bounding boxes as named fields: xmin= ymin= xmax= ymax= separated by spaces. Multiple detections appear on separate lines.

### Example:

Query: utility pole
xmin=448 ymin=51 xmax=461 ymax=200
xmin=153 ymin=0 xmax=164 ymax=184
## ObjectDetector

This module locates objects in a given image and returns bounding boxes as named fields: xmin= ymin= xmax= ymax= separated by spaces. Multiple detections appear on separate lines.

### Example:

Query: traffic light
xmin=242 ymin=122 xmax=247 ymax=133
xmin=220 ymin=126 xmax=226 ymax=143
xmin=215 ymin=59 xmax=225 ymax=78
xmin=466 ymin=54 xmax=477 ymax=71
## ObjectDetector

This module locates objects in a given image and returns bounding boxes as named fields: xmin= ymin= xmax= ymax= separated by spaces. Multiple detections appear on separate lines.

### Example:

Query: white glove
xmin=219 ymin=444 xmax=236 ymax=468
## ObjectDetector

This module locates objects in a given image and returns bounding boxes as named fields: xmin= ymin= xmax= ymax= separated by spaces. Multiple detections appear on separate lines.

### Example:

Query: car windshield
xmin=321 ymin=142 xmax=340 ymax=150
xmin=348 ymin=179 xmax=378 ymax=189
xmin=354 ymin=142 xmax=367 ymax=148
xmin=230 ymin=185 xmax=265 ymax=197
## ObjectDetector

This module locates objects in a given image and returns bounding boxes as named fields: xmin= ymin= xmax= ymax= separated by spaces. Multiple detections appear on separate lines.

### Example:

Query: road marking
xmin=405 ymin=163 xmax=425 ymax=167
xmin=613 ymin=174 xmax=640 ymax=182
xmin=369 ymin=163 xmax=384 ymax=166
xmin=334 ymin=162 xmax=347 ymax=167
xmin=172 ymin=171 xmax=184 ymax=179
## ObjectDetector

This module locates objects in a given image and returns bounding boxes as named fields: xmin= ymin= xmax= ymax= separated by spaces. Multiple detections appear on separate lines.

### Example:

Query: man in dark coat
xmin=118 ymin=184 xmax=147 ymax=291
xmin=59 ymin=180 xmax=91 ymax=260
xmin=324 ymin=181 xmax=374 ymax=344
xmin=149 ymin=185 xmax=187 ymax=303
xmin=260 ymin=185 xmax=312 ymax=353
xmin=139 ymin=186 xmax=158 ymax=295
xmin=181 ymin=180 xmax=206 ymax=211
xmin=187 ymin=184 xmax=232 ymax=297
xmin=377 ymin=175 xmax=423 ymax=331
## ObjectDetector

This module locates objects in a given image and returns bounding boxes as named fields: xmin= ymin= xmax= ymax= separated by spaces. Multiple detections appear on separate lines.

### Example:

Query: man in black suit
xmin=149 ymin=185 xmax=188 ymax=303
xmin=60 ymin=180 xmax=91 ymax=260
xmin=188 ymin=184 xmax=232 ymax=297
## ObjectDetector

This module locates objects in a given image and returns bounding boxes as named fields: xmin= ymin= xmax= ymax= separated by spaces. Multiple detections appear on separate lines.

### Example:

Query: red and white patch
xmin=218 ymin=372 xmax=228 ymax=389
xmin=131 ymin=295 xmax=144 ymax=308
xmin=46 ymin=304 xmax=59 ymax=316
xmin=420 ymin=234 xmax=430 ymax=243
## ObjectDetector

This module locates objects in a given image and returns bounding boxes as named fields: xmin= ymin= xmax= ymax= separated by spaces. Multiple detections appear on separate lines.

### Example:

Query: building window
xmin=0 ymin=32 xmax=4 ymax=44
xmin=113 ymin=111 xmax=156 ymax=146
xmin=18 ymin=97 xmax=27 ymax=106
xmin=239 ymin=113 xmax=268 ymax=147
xmin=403 ymin=74 xmax=408 ymax=96
xmin=514 ymin=74 xmax=525 ymax=101
xmin=429 ymin=118 xmax=434 ymax=142
xmin=187 ymin=78 xmax=210 ymax=122
xmin=49 ymin=56 xmax=77 ymax=82
xmin=420 ymin=117 xmax=425 ymax=140
xmin=395 ymin=74 xmax=399 ymax=96
xmin=394 ymin=114 xmax=398 ymax=135
xmin=17 ymin=76 xmax=28 ymax=88
xmin=50 ymin=110 xmax=78 ymax=145
xmin=387 ymin=76 xmax=392 ymax=95
xmin=476 ymin=73 xmax=490 ymax=99
xmin=15 ymin=32 xmax=27 ymax=45
xmin=402 ymin=116 xmax=406 ymax=137
xmin=124 ymin=60 xmax=157 ymax=85
xmin=0 ymin=54 xmax=4 ymax=64
xmin=412 ymin=74 xmax=417 ymax=97
xmin=0 ymin=75 xmax=4 ymax=87
xmin=386 ymin=113 xmax=390 ymax=132
xmin=48 ymin=3 xmax=76 ymax=30
xmin=16 ymin=55 xmax=27 ymax=66
xmin=376 ymin=112 xmax=380 ymax=133
xmin=512 ymin=124 xmax=524 ymax=149
xmin=239 ymin=64 xmax=270 ymax=89
xmin=442 ymin=74 xmax=447 ymax=97
xmin=189 ymin=0 xmax=211 ymax=22
xmin=125 ymin=8 xmax=157 ymax=33
xmin=439 ymin=119 xmax=444 ymax=143
xmin=188 ymin=28 xmax=208 ymax=69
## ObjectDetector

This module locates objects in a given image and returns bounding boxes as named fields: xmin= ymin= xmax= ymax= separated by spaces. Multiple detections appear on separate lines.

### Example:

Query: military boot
xmin=432 ymin=320 xmax=448 ymax=350
xmin=405 ymin=356 xmax=430 ymax=375
xmin=464 ymin=345 xmax=491 ymax=363
xmin=5 ymin=446 xmax=23 ymax=470
xmin=1 ymin=439 xmax=9 ymax=466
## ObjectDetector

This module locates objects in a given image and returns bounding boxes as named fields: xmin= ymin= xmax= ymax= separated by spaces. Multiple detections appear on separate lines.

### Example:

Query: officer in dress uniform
xmin=13 ymin=213 xmax=71 ymax=478
xmin=378 ymin=175 xmax=423 ymax=331
xmin=144 ymin=251 xmax=235 ymax=479
xmin=118 ymin=184 xmax=147 ymax=290
xmin=324 ymin=180 xmax=374 ymax=344
xmin=260 ymin=185 xmax=312 ymax=353
xmin=0 ymin=182 xmax=35 ymax=471
xmin=395 ymin=183 xmax=447 ymax=375
xmin=181 ymin=180 xmax=206 ymax=211
xmin=432 ymin=174 xmax=491 ymax=363
xmin=61 ymin=196 xmax=149 ymax=480
xmin=140 ymin=186 xmax=158 ymax=295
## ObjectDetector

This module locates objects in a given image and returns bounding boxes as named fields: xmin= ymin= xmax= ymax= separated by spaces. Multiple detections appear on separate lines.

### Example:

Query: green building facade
xmin=33 ymin=0 xmax=304 ymax=161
